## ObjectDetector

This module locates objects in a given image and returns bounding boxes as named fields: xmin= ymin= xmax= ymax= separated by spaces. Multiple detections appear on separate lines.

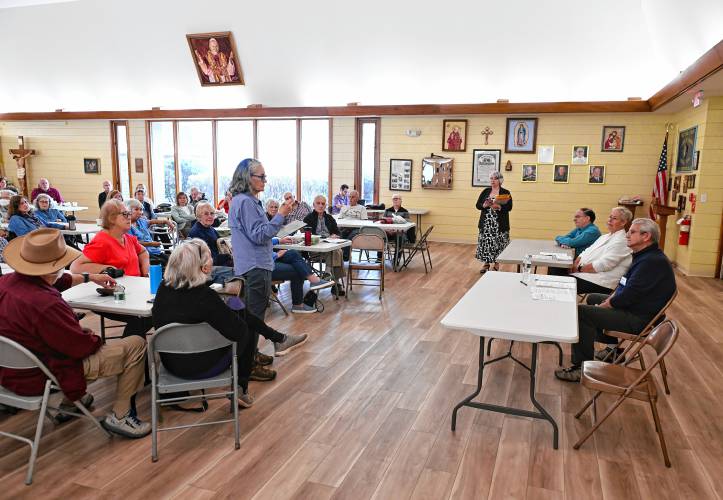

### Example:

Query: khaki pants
xmin=83 ymin=336 xmax=146 ymax=417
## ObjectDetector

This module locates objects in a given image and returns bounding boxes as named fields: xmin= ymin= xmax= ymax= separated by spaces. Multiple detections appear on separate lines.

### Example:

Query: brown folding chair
xmin=346 ymin=233 xmax=385 ymax=300
xmin=574 ymin=320 xmax=678 ymax=467
xmin=401 ymin=225 xmax=434 ymax=273
xmin=601 ymin=289 xmax=677 ymax=394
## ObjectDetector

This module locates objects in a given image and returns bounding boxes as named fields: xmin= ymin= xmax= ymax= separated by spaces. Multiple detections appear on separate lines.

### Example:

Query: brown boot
xmin=250 ymin=364 xmax=277 ymax=382
xmin=255 ymin=351 xmax=274 ymax=366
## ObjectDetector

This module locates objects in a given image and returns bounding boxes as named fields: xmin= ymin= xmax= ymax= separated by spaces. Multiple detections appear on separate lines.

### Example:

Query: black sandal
xmin=480 ymin=264 xmax=490 ymax=274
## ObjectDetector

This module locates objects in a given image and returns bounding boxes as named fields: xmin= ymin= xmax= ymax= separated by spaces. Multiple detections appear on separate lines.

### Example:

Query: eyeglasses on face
xmin=251 ymin=174 xmax=268 ymax=182
xmin=119 ymin=211 xmax=132 ymax=218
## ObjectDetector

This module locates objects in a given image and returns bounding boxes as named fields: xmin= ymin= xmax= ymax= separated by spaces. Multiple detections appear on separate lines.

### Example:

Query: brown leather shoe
xmin=250 ymin=365 xmax=277 ymax=382
xmin=255 ymin=351 xmax=274 ymax=366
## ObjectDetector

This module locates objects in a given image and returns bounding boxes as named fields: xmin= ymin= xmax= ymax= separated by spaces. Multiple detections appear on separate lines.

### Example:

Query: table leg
xmin=529 ymin=344 xmax=559 ymax=449
xmin=452 ymin=336 xmax=485 ymax=431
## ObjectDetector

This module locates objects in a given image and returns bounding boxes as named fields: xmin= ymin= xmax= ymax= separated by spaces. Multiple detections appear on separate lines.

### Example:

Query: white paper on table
xmin=533 ymin=279 xmax=576 ymax=289
xmin=530 ymin=288 xmax=576 ymax=302
xmin=537 ymin=252 xmax=573 ymax=261
xmin=276 ymin=220 xmax=306 ymax=238
xmin=323 ymin=238 xmax=347 ymax=243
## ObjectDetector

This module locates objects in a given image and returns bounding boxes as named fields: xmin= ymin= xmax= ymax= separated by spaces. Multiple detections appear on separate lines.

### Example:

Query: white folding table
xmin=441 ymin=271 xmax=578 ymax=448
xmin=496 ymin=238 xmax=575 ymax=271
xmin=334 ymin=218 xmax=415 ymax=271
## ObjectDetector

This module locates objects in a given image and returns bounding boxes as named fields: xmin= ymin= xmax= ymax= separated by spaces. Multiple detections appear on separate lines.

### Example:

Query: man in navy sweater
xmin=555 ymin=218 xmax=676 ymax=382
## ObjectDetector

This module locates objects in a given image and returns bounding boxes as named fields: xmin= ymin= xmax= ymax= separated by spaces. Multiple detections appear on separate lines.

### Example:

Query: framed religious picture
xmin=673 ymin=176 xmax=681 ymax=192
xmin=521 ymin=164 xmax=537 ymax=182
xmin=537 ymin=145 xmax=554 ymax=164
xmin=442 ymin=120 xmax=467 ymax=152
xmin=601 ymin=126 xmax=625 ymax=152
xmin=505 ymin=118 xmax=538 ymax=153
xmin=471 ymin=149 xmax=501 ymax=187
xmin=676 ymin=126 xmax=697 ymax=172
xmin=389 ymin=159 xmax=412 ymax=191
xmin=421 ymin=155 xmax=453 ymax=189
xmin=552 ymin=164 xmax=569 ymax=183
xmin=83 ymin=158 xmax=100 ymax=174
xmin=588 ymin=165 xmax=605 ymax=184
xmin=186 ymin=32 xmax=244 ymax=86
xmin=571 ymin=145 xmax=589 ymax=165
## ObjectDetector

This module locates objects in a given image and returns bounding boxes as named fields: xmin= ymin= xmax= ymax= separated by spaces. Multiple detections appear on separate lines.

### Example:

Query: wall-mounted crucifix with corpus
xmin=9 ymin=136 xmax=36 ymax=197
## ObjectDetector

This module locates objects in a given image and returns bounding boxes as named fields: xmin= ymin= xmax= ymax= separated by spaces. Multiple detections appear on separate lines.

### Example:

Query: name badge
xmin=619 ymin=277 xmax=627 ymax=286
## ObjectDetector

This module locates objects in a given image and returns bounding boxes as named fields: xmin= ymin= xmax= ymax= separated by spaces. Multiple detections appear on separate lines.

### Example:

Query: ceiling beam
xmin=0 ymin=100 xmax=650 ymax=121
xmin=649 ymin=39 xmax=723 ymax=111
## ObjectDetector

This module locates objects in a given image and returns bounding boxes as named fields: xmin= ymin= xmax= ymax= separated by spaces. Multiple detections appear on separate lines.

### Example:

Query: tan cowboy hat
xmin=3 ymin=228 xmax=81 ymax=275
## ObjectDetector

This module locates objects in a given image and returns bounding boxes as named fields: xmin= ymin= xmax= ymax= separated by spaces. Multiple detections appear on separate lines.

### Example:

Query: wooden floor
xmin=1 ymin=242 xmax=722 ymax=499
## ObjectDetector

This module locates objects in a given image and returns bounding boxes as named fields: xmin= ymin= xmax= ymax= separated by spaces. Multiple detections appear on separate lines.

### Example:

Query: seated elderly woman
xmin=107 ymin=189 xmax=124 ymax=203
xmin=7 ymin=195 xmax=42 ymax=237
xmin=33 ymin=193 xmax=68 ymax=229
xmin=134 ymin=188 xmax=155 ymax=220
xmin=69 ymin=199 xmax=153 ymax=338
xmin=570 ymin=206 xmax=633 ymax=294
xmin=265 ymin=198 xmax=279 ymax=221
xmin=0 ymin=189 xmax=14 ymax=221
xmin=189 ymin=201 xmax=233 ymax=268
xmin=126 ymin=198 xmax=174 ymax=267
xmin=171 ymin=191 xmax=196 ymax=238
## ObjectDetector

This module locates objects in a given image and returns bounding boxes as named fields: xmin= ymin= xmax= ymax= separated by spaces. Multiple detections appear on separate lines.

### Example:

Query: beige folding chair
xmin=601 ymin=289 xmax=677 ymax=394
xmin=149 ymin=323 xmax=240 ymax=462
xmin=574 ymin=320 xmax=678 ymax=467
xmin=0 ymin=336 xmax=111 ymax=485
xmin=401 ymin=225 xmax=434 ymax=273
xmin=346 ymin=233 xmax=385 ymax=300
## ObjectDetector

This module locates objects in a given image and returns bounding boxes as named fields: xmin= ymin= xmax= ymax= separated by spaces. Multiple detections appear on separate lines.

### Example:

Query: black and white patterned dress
xmin=475 ymin=207 xmax=510 ymax=263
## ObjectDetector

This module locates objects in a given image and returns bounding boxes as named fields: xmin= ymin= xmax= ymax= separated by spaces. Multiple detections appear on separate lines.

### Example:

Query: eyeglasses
xmin=251 ymin=174 xmax=268 ymax=182
xmin=119 ymin=211 xmax=132 ymax=218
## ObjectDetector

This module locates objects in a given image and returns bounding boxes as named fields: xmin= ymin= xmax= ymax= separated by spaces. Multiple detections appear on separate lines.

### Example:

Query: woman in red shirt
xmin=70 ymin=199 xmax=152 ymax=338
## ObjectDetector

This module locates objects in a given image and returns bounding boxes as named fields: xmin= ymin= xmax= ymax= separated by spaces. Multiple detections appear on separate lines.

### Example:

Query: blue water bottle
xmin=149 ymin=264 xmax=162 ymax=294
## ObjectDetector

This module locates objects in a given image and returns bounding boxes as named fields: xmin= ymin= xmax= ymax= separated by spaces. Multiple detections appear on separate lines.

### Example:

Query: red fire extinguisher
xmin=679 ymin=216 xmax=691 ymax=245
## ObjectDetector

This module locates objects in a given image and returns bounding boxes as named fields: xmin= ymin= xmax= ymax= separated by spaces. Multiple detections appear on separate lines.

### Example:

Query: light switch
xmin=700 ymin=193 xmax=707 ymax=202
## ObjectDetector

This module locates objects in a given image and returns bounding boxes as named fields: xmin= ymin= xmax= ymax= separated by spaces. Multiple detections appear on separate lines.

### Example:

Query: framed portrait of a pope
xmin=187 ymin=32 xmax=244 ymax=86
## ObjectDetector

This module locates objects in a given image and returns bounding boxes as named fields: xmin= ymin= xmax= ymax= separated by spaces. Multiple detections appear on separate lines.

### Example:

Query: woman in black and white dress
xmin=475 ymin=171 xmax=513 ymax=273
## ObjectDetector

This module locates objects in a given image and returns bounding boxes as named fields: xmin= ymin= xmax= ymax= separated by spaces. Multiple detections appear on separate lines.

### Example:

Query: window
xmin=257 ymin=120 xmax=296 ymax=201
xmin=216 ymin=120 xmax=254 ymax=201
xmin=148 ymin=118 xmax=331 ymax=206
xmin=149 ymin=121 xmax=175 ymax=203
xmin=356 ymin=118 xmax=380 ymax=205
xmin=300 ymin=119 xmax=329 ymax=203
xmin=178 ymin=121 xmax=214 ymax=204
xmin=111 ymin=121 xmax=131 ymax=199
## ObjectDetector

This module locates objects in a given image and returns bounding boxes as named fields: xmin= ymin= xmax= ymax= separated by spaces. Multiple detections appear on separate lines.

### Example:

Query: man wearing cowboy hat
xmin=0 ymin=228 xmax=151 ymax=438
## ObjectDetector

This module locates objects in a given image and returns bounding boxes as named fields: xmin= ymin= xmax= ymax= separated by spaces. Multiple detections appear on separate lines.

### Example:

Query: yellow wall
xmin=376 ymin=114 xmax=671 ymax=242
xmin=0 ymin=120 xmax=148 ymax=219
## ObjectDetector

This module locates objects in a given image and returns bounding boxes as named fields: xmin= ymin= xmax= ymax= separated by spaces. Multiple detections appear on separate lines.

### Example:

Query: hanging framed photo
xmin=521 ymin=164 xmax=537 ymax=182
xmin=571 ymin=145 xmax=589 ymax=165
xmin=601 ymin=126 xmax=625 ymax=152
xmin=83 ymin=158 xmax=100 ymax=174
xmin=537 ymin=145 xmax=554 ymax=164
xmin=442 ymin=120 xmax=467 ymax=152
xmin=421 ymin=155 xmax=453 ymax=189
xmin=389 ymin=159 xmax=412 ymax=191
xmin=553 ymin=164 xmax=569 ymax=183
xmin=676 ymin=126 xmax=697 ymax=172
xmin=186 ymin=31 xmax=244 ymax=86
xmin=471 ymin=149 xmax=501 ymax=187
xmin=505 ymin=118 xmax=538 ymax=153
xmin=588 ymin=165 xmax=605 ymax=184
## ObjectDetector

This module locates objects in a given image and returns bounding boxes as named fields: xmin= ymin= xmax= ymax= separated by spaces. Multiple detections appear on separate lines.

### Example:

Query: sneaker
xmin=554 ymin=366 xmax=581 ymax=383
xmin=55 ymin=393 xmax=94 ymax=423
xmin=250 ymin=365 xmax=277 ymax=382
xmin=101 ymin=411 xmax=151 ymax=438
xmin=595 ymin=346 xmax=623 ymax=362
xmin=274 ymin=333 xmax=308 ymax=356
xmin=332 ymin=284 xmax=345 ymax=297
xmin=238 ymin=391 xmax=254 ymax=408
xmin=309 ymin=279 xmax=334 ymax=292
xmin=255 ymin=351 xmax=274 ymax=366
xmin=291 ymin=304 xmax=317 ymax=314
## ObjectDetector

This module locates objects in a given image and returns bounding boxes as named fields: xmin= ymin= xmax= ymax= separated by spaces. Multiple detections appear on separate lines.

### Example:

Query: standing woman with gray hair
xmin=228 ymin=158 xmax=305 ymax=378
xmin=475 ymin=170 xmax=513 ymax=273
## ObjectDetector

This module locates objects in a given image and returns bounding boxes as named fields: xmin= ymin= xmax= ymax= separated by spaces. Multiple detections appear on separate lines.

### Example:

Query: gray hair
xmin=631 ymin=218 xmax=660 ymax=243
xmin=612 ymin=206 xmax=633 ymax=224
xmin=33 ymin=193 xmax=53 ymax=209
xmin=489 ymin=170 xmax=504 ymax=183
xmin=229 ymin=158 xmax=262 ymax=195
xmin=125 ymin=198 xmax=142 ymax=210
xmin=195 ymin=201 xmax=214 ymax=218
xmin=0 ymin=189 xmax=14 ymax=199
xmin=313 ymin=195 xmax=327 ymax=204
xmin=265 ymin=198 xmax=279 ymax=210
xmin=164 ymin=239 xmax=212 ymax=289
xmin=348 ymin=189 xmax=359 ymax=198
xmin=392 ymin=193 xmax=402 ymax=200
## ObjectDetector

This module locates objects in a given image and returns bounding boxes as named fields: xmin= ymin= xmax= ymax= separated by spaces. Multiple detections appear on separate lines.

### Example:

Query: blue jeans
xmin=272 ymin=250 xmax=312 ymax=305
xmin=243 ymin=268 xmax=271 ymax=319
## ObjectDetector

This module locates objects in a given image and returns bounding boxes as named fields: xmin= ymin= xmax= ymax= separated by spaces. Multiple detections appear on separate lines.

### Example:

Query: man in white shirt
xmin=338 ymin=189 xmax=367 ymax=220
xmin=571 ymin=206 xmax=633 ymax=294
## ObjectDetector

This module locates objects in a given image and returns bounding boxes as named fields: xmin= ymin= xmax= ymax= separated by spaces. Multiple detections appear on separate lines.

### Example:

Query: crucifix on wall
xmin=481 ymin=126 xmax=494 ymax=145
xmin=9 ymin=136 xmax=35 ymax=197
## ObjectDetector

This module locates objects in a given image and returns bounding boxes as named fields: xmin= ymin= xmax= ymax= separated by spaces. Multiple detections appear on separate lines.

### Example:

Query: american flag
xmin=650 ymin=132 xmax=668 ymax=219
